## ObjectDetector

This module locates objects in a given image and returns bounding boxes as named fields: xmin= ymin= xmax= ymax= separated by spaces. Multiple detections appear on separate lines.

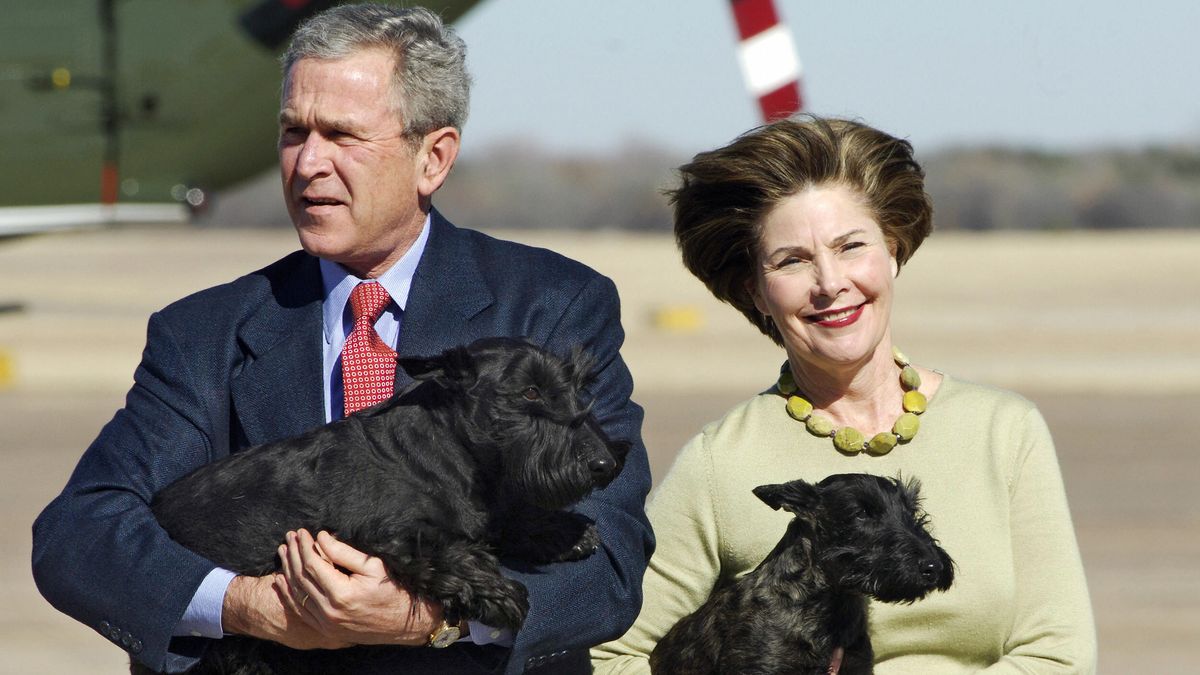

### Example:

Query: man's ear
xmin=416 ymin=126 xmax=461 ymax=199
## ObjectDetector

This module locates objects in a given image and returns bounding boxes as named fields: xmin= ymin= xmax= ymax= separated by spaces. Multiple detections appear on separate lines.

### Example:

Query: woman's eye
xmin=522 ymin=387 xmax=541 ymax=401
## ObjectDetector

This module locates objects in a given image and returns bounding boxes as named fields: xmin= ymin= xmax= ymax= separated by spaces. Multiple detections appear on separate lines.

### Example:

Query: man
xmin=32 ymin=5 xmax=653 ymax=673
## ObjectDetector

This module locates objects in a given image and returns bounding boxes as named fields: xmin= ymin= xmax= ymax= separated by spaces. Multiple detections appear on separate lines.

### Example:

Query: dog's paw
xmin=473 ymin=577 xmax=530 ymax=629
xmin=558 ymin=522 xmax=600 ymax=561
xmin=499 ymin=510 xmax=601 ymax=563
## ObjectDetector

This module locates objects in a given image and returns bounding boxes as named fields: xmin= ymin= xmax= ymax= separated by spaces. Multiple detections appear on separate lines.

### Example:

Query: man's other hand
xmin=277 ymin=528 xmax=443 ymax=646
xmin=222 ymin=572 xmax=352 ymax=650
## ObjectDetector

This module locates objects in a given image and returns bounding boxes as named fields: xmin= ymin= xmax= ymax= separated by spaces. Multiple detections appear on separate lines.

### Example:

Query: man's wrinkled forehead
xmin=279 ymin=51 xmax=403 ymax=113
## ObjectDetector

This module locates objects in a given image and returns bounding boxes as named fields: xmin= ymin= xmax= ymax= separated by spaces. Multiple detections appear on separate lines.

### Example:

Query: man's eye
xmin=522 ymin=387 xmax=541 ymax=401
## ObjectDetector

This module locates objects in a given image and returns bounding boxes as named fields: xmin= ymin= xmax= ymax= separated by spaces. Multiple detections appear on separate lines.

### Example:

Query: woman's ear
xmin=890 ymin=255 xmax=899 ymax=278
xmin=746 ymin=277 xmax=769 ymax=315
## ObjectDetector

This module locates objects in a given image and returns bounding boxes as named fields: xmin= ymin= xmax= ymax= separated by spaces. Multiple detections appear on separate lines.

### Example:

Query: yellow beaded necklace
xmin=777 ymin=346 xmax=927 ymax=456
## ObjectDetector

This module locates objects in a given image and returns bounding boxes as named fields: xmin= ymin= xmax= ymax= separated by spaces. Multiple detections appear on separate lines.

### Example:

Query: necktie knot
xmin=349 ymin=282 xmax=392 ymax=326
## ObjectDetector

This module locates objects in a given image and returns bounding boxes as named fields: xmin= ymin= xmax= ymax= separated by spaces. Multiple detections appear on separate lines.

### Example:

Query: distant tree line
xmin=436 ymin=138 xmax=680 ymax=231
xmin=208 ymin=139 xmax=1200 ymax=231
xmin=923 ymin=145 xmax=1200 ymax=230
xmin=434 ymin=140 xmax=1200 ymax=231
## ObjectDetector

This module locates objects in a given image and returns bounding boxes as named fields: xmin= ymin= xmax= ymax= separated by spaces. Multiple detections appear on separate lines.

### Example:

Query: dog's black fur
xmin=650 ymin=473 xmax=954 ymax=675
xmin=132 ymin=337 xmax=628 ymax=675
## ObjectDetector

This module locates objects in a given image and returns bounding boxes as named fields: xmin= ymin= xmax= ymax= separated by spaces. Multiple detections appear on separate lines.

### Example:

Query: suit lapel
xmin=396 ymin=211 xmax=494 ymax=389
xmin=230 ymin=254 xmax=326 ymax=447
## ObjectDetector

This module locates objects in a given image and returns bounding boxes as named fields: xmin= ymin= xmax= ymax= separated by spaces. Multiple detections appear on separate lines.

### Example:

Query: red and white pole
xmin=729 ymin=0 xmax=803 ymax=122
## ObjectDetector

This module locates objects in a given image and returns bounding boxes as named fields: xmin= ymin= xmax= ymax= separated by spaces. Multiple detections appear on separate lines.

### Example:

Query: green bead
xmin=833 ymin=427 xmax=866 ymax=454
xmin=785 ymin=396 xmax=813 ymax=421
xmin=806 ymin=413 xmax=835 ymax=437
xmin=893 ymin=412 xmax=921 ymax=441
xmin=903 ymin=390 xmax=927 ymax=414
xmin=891 ymin=346 xmax=910 ymax=366
xmin=900 ymin=365 xmax=922 ymax=391
xmin=867 ymin=432 xmax=898 ymax=455
xmin=777 ymin=369 xmax=798 ymax=396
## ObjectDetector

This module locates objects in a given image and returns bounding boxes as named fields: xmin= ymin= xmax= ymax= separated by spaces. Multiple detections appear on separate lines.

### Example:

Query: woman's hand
xmin=828 ymin=646 xmax=844 ymax=674
xmin=277 ymin=529 xmax=444 ymax=646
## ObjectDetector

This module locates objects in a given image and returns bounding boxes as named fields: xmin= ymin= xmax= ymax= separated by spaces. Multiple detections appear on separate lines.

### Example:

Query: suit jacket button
xmin=120 ymin=631 xmax=133 ymax=647
xmin=131 ymin=639 xmax=144 ymax=654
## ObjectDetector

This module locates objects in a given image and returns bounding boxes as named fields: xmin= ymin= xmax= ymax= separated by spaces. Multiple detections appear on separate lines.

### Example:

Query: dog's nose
xmin=919 ymin=559 xmax=942 ymax=581
xmin=588 ymin=457 xmax=616 ymax=479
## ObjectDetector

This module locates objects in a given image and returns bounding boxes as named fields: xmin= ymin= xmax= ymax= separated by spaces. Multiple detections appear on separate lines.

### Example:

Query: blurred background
xmin=2 ymin=1 xmax=1198 ymax=672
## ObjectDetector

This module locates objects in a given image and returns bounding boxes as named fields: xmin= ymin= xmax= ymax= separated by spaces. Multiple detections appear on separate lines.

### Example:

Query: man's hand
xmin=221 ymin=572 xmax=352 ymax=650
xmin=277 ymin=529 xmax=443 ymax=646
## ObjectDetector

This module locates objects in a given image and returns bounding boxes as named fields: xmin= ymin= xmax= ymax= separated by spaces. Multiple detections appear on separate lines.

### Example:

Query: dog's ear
xmin=753 ymin=480 xmax=821 ymax=515
xmin=397 ymin=354 xmax=446 ymax=381
xmin=567 ymin=346 xmax=598 ymax=389
xmin=891 ymin=472 xmax=925 ymax=514
xmin=398 ymin=346 xmax=478 ymax=385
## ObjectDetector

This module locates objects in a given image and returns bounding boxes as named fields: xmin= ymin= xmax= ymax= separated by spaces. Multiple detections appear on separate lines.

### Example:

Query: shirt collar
xmin=319 ymin=213 xmax=431 ymax=343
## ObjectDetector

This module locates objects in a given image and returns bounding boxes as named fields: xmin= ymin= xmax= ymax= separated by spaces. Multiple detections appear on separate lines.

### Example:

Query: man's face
xmin=278 ymin=50 xmax=424 ymax=278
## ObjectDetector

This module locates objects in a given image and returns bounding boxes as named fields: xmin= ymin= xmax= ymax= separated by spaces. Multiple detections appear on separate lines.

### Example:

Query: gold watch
xmin=428 ymin=618 xmax=462 ymax=648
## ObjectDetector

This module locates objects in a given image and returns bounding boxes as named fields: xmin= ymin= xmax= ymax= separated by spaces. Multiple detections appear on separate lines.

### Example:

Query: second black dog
xmin=138 ymin=337 xmax=628 ymax=675
xmin=651 ymin=473 xmax=954 ymax=675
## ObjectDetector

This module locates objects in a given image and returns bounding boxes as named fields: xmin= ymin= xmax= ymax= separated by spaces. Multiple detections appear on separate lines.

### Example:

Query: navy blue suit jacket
xmin=32 ymin=212 xmax=654 ymax=673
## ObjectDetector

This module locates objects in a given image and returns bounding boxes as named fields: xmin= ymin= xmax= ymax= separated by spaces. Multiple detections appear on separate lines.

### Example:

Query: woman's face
xmin=749 ymin=183 xmax=899 ymax=372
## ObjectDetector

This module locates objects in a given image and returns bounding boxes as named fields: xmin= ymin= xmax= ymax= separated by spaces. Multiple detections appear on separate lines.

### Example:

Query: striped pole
xmin=729 ymin=0 xmax=803 ymax=122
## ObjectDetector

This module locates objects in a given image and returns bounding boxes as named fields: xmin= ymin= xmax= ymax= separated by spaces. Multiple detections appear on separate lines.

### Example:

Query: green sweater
xmin=592 ymin=375 xmax=1096 ymax=673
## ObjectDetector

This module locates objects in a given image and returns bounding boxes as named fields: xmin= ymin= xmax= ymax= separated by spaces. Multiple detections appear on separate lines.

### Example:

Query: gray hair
xmin=282 ymin=3 xmax=471 ymax=135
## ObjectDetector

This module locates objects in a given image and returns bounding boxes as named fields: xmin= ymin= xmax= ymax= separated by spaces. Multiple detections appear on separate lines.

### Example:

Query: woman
xmin=592 ymin=117 xmax=1096 ymax=673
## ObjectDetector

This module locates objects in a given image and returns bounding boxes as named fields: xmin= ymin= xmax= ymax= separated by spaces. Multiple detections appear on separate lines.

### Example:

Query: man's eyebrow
xmin=277 ymin=111 xmax=370 ymax=136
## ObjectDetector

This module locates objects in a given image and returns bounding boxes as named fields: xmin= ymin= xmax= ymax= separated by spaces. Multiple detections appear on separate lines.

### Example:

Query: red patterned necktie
xmin=341 ymin=282 xmax=397 ymax=416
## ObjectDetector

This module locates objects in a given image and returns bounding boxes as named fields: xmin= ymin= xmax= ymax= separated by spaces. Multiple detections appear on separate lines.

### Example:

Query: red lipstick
xmin=809 ymin=304 xmax=864 ymax=328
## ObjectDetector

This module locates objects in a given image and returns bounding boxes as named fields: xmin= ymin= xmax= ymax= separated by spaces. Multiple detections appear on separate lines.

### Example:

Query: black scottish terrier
xmin=651 ymin=473 xmax=954 ymax=675
xmin=134 ymin=338 xmax=627 ymax=675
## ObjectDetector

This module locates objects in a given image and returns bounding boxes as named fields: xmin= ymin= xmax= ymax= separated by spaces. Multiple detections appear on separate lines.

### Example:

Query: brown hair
xmin=668 ymin=115 xmax=933 ymax=345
